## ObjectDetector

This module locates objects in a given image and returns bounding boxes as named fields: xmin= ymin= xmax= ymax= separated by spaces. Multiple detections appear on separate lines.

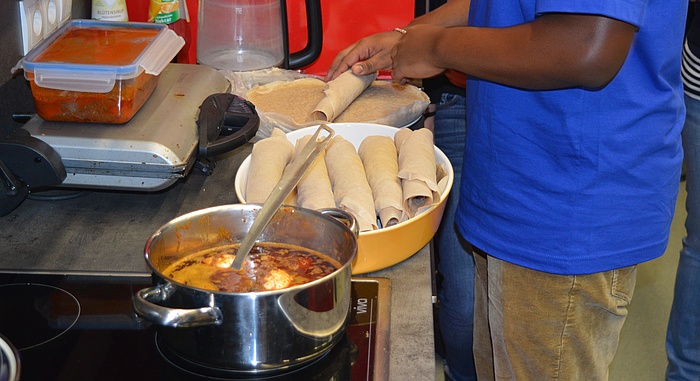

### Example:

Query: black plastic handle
xmin=282 ymin=0 xmax=323 ymax=70
xmin=0 ymin=133 xmax=66 ymax=188
xmin=197 ymin=93 xmax=260 ymax=158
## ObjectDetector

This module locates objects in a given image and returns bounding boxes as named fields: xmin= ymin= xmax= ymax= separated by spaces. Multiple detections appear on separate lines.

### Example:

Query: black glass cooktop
xmin=0 ymin=273 xmax=389 ymax=381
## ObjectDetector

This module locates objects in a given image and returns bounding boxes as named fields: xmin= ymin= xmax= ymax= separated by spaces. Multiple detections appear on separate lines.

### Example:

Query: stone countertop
xmin=362 ymin=244 xmax=436 ymax=381
xmin=0 ymin=141 xmax=435 ymax=380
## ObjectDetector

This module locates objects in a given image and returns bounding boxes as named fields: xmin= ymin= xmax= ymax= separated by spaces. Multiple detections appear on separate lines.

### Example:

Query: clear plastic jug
xmin=197 ymin=0 xmax=322 ymax=71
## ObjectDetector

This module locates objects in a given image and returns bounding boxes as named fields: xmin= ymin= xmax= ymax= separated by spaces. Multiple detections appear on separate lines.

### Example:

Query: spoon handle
xmin=231 ymin=124 xmax=335 ymax=269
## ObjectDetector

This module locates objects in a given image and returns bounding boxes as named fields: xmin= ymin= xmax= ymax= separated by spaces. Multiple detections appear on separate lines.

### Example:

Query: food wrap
xmin=358 ymin=135 xmax=404 ymax=227
xmin=239 ymin=68 xmax=429 ymax=139
xmin=394 ymin=128 xmax=441 ymax=218
xmin=244 ymin=128 xmax=295 ymax=203
xmin=311 ymin=71 xmax=378 ymax=122
xmin=293 ymin=135 xmax=336 ymax=210
xmin=324 ymin=136 xmax=378 ymax=232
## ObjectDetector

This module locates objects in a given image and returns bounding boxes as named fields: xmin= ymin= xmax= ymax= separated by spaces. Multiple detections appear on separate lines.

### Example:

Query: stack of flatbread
xmin=245 ymin=70 xmax=430 ymax=137
xmin=244 ymin=127 xmax=449 ymax=232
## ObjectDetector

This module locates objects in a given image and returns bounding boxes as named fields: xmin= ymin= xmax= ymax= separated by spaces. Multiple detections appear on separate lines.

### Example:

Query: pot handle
xmin=320 ymin=208 xmax=359 ymax=238
xmin=133 ymin=284 xmax=223 ymax=328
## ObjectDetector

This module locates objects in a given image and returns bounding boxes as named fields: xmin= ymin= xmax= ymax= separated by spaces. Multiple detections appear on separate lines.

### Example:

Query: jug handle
xmin=282 ymin=0 xmax=323 ymax=70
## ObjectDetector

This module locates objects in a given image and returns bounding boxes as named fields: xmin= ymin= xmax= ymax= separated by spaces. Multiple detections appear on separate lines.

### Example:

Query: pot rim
xmin=0 ymin=333 xmax=20 ymax=381
xmin=143 ymin=203 xmax=357 ymax=296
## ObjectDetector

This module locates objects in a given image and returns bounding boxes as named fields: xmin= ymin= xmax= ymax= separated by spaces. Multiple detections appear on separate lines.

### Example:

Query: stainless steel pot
xmin=0 ymin=333 xmax=20 ymax=381
xmin=133 ymin=204 xmax=358 ymax=375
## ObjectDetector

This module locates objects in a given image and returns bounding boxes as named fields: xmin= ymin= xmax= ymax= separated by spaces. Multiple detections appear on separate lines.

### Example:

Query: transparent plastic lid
xmin=21 ymin=20 xmax=185 ymax=93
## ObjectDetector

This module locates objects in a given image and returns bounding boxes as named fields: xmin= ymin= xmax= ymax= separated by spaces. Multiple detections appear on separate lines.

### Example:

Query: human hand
xmin=325 ymin=31 xmax=404 ymax=81
xmin=422 ymin=104 xmax=436 ymax=132
xmin=390 ymin=24 xmax=446 ymax=84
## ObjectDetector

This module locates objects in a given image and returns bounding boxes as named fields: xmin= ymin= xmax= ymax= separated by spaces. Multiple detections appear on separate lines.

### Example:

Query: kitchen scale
xmin=0 ymin=273 xmax=390 ymax=380
xmin=0 ymin=64 xmax=259 ymax=215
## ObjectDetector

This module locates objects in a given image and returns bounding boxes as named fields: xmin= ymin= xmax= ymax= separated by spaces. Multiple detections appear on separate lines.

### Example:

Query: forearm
xmin=428 ymin=14 xmax=636 ymax=90
xmin=325 ymin=0 xmax=472 ymax=80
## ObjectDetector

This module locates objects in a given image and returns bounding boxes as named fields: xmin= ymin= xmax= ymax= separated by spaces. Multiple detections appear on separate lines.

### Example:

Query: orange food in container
xmin=21 ymin=20 xmax=185 ymax=124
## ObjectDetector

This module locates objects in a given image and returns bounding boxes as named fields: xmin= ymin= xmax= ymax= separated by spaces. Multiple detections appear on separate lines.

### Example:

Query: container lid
xmin=21 ymin=20 xmax=185 ymax=93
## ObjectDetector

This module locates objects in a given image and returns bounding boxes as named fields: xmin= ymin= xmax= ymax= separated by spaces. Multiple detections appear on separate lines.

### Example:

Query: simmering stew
xmin=162 ymin=242 xmax=341 ymax=293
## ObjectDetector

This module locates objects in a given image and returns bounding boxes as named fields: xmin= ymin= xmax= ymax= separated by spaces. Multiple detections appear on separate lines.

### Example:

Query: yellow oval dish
xmin=234 ymin=123 xmax=454 ymax=274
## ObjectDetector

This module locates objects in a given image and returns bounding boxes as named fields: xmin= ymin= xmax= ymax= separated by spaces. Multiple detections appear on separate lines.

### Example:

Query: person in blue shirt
xmin=327 ymin=0 xmax=687 ymax=379
xmin=666 ymin=2 xmax=700 ymax=380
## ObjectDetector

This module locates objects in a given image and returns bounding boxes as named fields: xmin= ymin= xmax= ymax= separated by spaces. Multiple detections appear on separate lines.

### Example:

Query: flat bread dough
xmin=246 ymin=78 xmax=326 ymax=126
xmin=336 ymin=81 xmax=429 ymax=128
xmin=245 ymin=76 xmax=429 ymax=135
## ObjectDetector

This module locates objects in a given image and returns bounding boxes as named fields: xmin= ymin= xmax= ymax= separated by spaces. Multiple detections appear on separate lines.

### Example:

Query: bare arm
xmin=325 ymin=0 xmax=471 ymax=81
xmin=393 ymin=14 xmax=636 ymax=90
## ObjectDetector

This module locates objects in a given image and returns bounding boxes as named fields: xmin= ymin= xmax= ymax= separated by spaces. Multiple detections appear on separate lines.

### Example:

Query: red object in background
xmin=124 ymin=0 xmax=415 ymax=75
xmin=125 ymin=0 xmax=198 ymax=64
xmin=287 ymin=0 xmax=415 ymax=76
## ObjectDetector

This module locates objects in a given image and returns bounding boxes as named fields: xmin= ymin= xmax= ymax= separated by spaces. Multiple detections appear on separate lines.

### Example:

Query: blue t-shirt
xmin=456 ymin=0 xmax=687 ymax=274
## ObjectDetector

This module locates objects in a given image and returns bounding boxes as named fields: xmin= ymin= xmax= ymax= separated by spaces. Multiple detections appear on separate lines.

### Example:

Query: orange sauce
xmin=162 ymin=242 xmax=340 ymax=293
xmin=29 ymin=73 xmax=157 ymax=124
xmin=35 ymin=26 xmax=159 ymax=65
xmin=28 ymin=26 xmax=161 ymax=124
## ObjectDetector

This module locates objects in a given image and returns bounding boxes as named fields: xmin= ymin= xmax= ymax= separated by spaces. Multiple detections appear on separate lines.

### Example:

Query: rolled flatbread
xmin=245 ymin=128 xmax=294 ymax=203
xmin=394 ymin=128 xmax=440 ymax=218
xmin=358 ymin=136 xmax=404 ymax=227
xmin=325 ymin=136 xmax=378 ymax=232
xmin=311 ymin=71 xmax=378 ymax=122
xmin=293 ymin=135 xmax=336 ymax=210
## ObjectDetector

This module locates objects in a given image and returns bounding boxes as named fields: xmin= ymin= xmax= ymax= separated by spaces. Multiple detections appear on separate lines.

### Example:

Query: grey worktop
xmin=0 ymin=142 xmax=435 ymax=380
xmin=369 ymin=245 xmax=436 ymax=381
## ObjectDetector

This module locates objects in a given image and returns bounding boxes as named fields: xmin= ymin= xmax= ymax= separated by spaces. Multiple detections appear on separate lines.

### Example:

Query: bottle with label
xmin=149 ymin=0 xmax=194 ymax=63
xmin=148 ymin=0 xmax=182 ymax=25
xmin=92 ymin=0 xmax=129 ymax=22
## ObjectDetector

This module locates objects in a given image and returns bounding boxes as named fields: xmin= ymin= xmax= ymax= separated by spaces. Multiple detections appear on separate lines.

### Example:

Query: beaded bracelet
xmin=393 ymin=27 xmax=407 ymax=35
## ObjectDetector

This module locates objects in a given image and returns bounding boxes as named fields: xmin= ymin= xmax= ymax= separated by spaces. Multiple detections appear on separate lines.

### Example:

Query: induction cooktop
xmin=0 ymin=273 xmax=390 ymax=381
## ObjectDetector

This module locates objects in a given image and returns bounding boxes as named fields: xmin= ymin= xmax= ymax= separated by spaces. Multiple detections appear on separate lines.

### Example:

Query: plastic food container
xmin=22 ymin=20 xmax=185 ymax=124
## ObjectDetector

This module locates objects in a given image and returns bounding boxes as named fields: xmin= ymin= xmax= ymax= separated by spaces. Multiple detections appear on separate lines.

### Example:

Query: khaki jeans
xmin=472 ymin=247 xmax=637 ymax=381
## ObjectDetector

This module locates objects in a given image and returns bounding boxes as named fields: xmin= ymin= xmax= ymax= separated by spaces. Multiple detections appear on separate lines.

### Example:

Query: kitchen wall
xmin=0 ymin=1 xmax=89 ymax=137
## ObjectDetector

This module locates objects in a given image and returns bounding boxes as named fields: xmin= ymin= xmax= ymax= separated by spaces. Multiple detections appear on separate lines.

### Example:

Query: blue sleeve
xmin=535 ymin=0 xmax=646 ymax=27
